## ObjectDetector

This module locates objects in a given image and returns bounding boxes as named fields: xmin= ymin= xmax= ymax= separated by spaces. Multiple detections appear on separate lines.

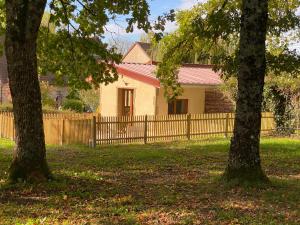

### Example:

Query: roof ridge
xmin=181 ymin=63 xmax=214 ymax=68
xmin=120 ymin=62 xmax=154 ymax=66
xmin=119 ymin=62 xmax=215 ymax=68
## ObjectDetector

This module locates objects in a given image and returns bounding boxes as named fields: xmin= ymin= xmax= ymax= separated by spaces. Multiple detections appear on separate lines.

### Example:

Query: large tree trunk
xmin=225 ymin=0 xmax=269 ymax=182
xmin=5 ymin=0 xmax=51 ymax=182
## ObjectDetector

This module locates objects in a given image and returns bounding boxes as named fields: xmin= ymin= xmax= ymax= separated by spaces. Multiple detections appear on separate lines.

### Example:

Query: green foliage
xmin=156 ymin=0 xmax=300 ymax=99
xmin=62 ymin=99 xmax=84 ymax=112
xmin=264 ymin=84 xmax=295 ymax=134
xmin=0 ymin=103 xmax=72 ymax=113
xmin=221 ymin=72 xmax=300 ymax=132
xmin=1 ymin=0 xmax=152 ymax=90
xmin=40 ymin=82 xmax=56 ymax=108
xmin=41 ymin=105 xmax=63 ymax=113
xmin=0 ymin=103 xmax=13 ymax=111
xmin=66 ymin=89 xmax=80 ymax=100
xmin=41 ymin=12 xmax=56 ymax=33
xmin=0 ymin=0 xmax=4 ymax=32
xmin=36 ymin=0 xmax=152 ymax=90
xmin=79 ymin=88 xmax=99 ymax=112
xmin=219 ymin=77 xmax=238 ymax=103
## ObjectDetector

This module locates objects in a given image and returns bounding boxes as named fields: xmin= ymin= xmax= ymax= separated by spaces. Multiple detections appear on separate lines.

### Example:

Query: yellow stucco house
xmin=99 ymin=42 xmax=233 ymax=117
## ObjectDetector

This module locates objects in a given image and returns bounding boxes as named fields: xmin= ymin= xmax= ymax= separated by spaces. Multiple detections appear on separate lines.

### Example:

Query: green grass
xmin=0 ymin=138 xmax=299 ymax=224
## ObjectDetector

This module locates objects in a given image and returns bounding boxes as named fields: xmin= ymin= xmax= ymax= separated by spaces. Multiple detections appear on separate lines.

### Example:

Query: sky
xmin=104 ymin=0 xmax=201 ymax=42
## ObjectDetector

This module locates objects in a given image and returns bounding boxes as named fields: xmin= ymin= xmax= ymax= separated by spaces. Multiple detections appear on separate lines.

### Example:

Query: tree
xmin=5 ymin=0 xmax=51 ymax=182
xmin=156 ymin=0 xmax=299 ymax=182
xmin=3 ymin=0 xmax=151 ymax=182
xmin=225 ymin=0 xmax=269 ymax=181
xmin=107 ymin=37 xmax=133 ymax=55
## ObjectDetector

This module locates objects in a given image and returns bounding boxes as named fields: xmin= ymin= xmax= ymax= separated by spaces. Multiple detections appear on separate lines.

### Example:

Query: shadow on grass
xmin=0 ymin=138 xmax=299 ymax=224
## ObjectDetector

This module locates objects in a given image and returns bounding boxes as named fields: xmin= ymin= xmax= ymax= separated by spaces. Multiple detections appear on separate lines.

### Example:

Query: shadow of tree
xmin=0 ymin=138 xmax=299 ymax=224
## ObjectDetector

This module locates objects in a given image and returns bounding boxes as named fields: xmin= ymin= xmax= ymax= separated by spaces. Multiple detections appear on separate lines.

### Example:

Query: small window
xmin=168 ymin=99 xmax=188 ymax=115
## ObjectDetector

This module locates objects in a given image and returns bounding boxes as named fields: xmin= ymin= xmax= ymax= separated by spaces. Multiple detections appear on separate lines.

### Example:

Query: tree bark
xmin=5 ymin=0 xmax=51 ymax=182
xmin=225 ymin=0 xmax=269 ymax=182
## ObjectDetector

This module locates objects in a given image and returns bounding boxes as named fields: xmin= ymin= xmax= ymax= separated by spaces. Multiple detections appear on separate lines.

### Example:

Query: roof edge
xmin=116 ymin=66 xmax=160 ymax=88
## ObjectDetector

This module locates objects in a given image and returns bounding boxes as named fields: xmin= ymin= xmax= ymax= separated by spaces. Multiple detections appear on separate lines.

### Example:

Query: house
xmin=99 ymin=42 xmax=234 ymax=116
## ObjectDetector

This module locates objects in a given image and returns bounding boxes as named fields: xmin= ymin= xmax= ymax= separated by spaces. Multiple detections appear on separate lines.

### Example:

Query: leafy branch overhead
xmin=1 ymin=0 xmax=155 ymax=89
xmin=156 ymin=0 xmax=300 ymax=99
xmin=39 ymin=0 xmax=154 ymax=89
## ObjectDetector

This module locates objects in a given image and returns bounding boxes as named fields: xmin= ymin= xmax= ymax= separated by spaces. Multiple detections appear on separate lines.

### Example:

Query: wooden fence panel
xmin=44 ymin=118 xmax=61 ymax=145
xmin=147 ymin=114 xmax=187 ymax=142
xmin=0 ymin=112 xmax=95 ymax=145
xmin=261 ymin=112 xmax=275 ymax=134
xmin=0 ymin=112 xmax=14 ymax=140
xmin=96 ymin=115 xmax=146 ymax=145
xmin=94 ymin=112 xmax=275 ymax=145
xmin=0 ymin=112 xmax=275 ymax=146
xmin=191 ymin=113 xmax=227 ymax=139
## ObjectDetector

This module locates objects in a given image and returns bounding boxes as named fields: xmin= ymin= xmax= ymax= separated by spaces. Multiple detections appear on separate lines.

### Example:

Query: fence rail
xmin=93 ymin=112 xmax=275 ymax=146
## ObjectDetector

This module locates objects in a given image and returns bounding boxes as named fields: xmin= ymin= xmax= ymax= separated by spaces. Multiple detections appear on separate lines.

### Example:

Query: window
xmin=168 ymin=99 xmax=188 ymax=115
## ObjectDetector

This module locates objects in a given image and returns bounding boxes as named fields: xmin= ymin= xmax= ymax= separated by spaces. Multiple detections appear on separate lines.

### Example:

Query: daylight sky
xmin=104 ymin=0 xmax=201 ymax=42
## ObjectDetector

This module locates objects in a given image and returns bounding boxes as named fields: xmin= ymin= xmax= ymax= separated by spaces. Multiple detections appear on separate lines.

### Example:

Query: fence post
xmin=144 ymin=115 xmax=148 ymax=144
xmin=186 ymin=113 xmax=191 ymax=140
xmin=225 ymin=113 xmax=229 ymax=138
xmin=92 ymin=116 xmax=97 ymax=148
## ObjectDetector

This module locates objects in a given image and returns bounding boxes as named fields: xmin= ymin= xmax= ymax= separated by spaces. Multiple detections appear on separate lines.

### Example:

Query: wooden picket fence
xmin=92 ymin=112 xmax=275 ymax=146
xmin=0 ymin=112 xmax=99 ymax=145
xmin=0 ymin=111 xmax=275 ymax=146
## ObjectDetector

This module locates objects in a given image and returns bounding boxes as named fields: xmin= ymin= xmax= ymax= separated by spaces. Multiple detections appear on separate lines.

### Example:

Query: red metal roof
xmin=115 ymin=63 xmax=222 ymax=87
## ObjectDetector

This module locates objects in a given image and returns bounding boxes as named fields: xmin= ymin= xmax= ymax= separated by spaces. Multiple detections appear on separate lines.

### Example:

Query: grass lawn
xmin=0 ymin=138 xmax=299 ymax=225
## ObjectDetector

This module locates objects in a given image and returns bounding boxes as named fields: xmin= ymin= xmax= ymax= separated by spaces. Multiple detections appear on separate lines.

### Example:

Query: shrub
xmin=40 ymin=82 xmax=56 ymax=108
xmin=66 ymin=89 xmax=80 ymax=100
xmin=42 ymin=105 xmax=69 ymax=113
xmin=62 ymin=99 xmax=84 ymax=112
xmin=79 ymin=88 xmax=99 ymax=112
xmin=0 ymin=103 xmax=13 ymax=111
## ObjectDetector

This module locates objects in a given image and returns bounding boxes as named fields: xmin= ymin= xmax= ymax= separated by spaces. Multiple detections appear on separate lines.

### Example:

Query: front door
xmin=118 ymin=89 xmax=134 ymax=116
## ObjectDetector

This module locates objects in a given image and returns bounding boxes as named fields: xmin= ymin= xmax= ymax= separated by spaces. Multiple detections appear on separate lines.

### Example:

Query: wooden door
xmin=120 ymin=89 xmax=134 ymax=116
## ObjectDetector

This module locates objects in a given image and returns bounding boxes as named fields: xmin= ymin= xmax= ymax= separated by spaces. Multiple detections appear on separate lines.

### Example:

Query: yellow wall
xmin=100 ymin=75 xmax=157 ymax=116
xmin=122 ymin=44 xmax=151 ymax=64
xmin=156 ymin=86 xmax=206 ymax=115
